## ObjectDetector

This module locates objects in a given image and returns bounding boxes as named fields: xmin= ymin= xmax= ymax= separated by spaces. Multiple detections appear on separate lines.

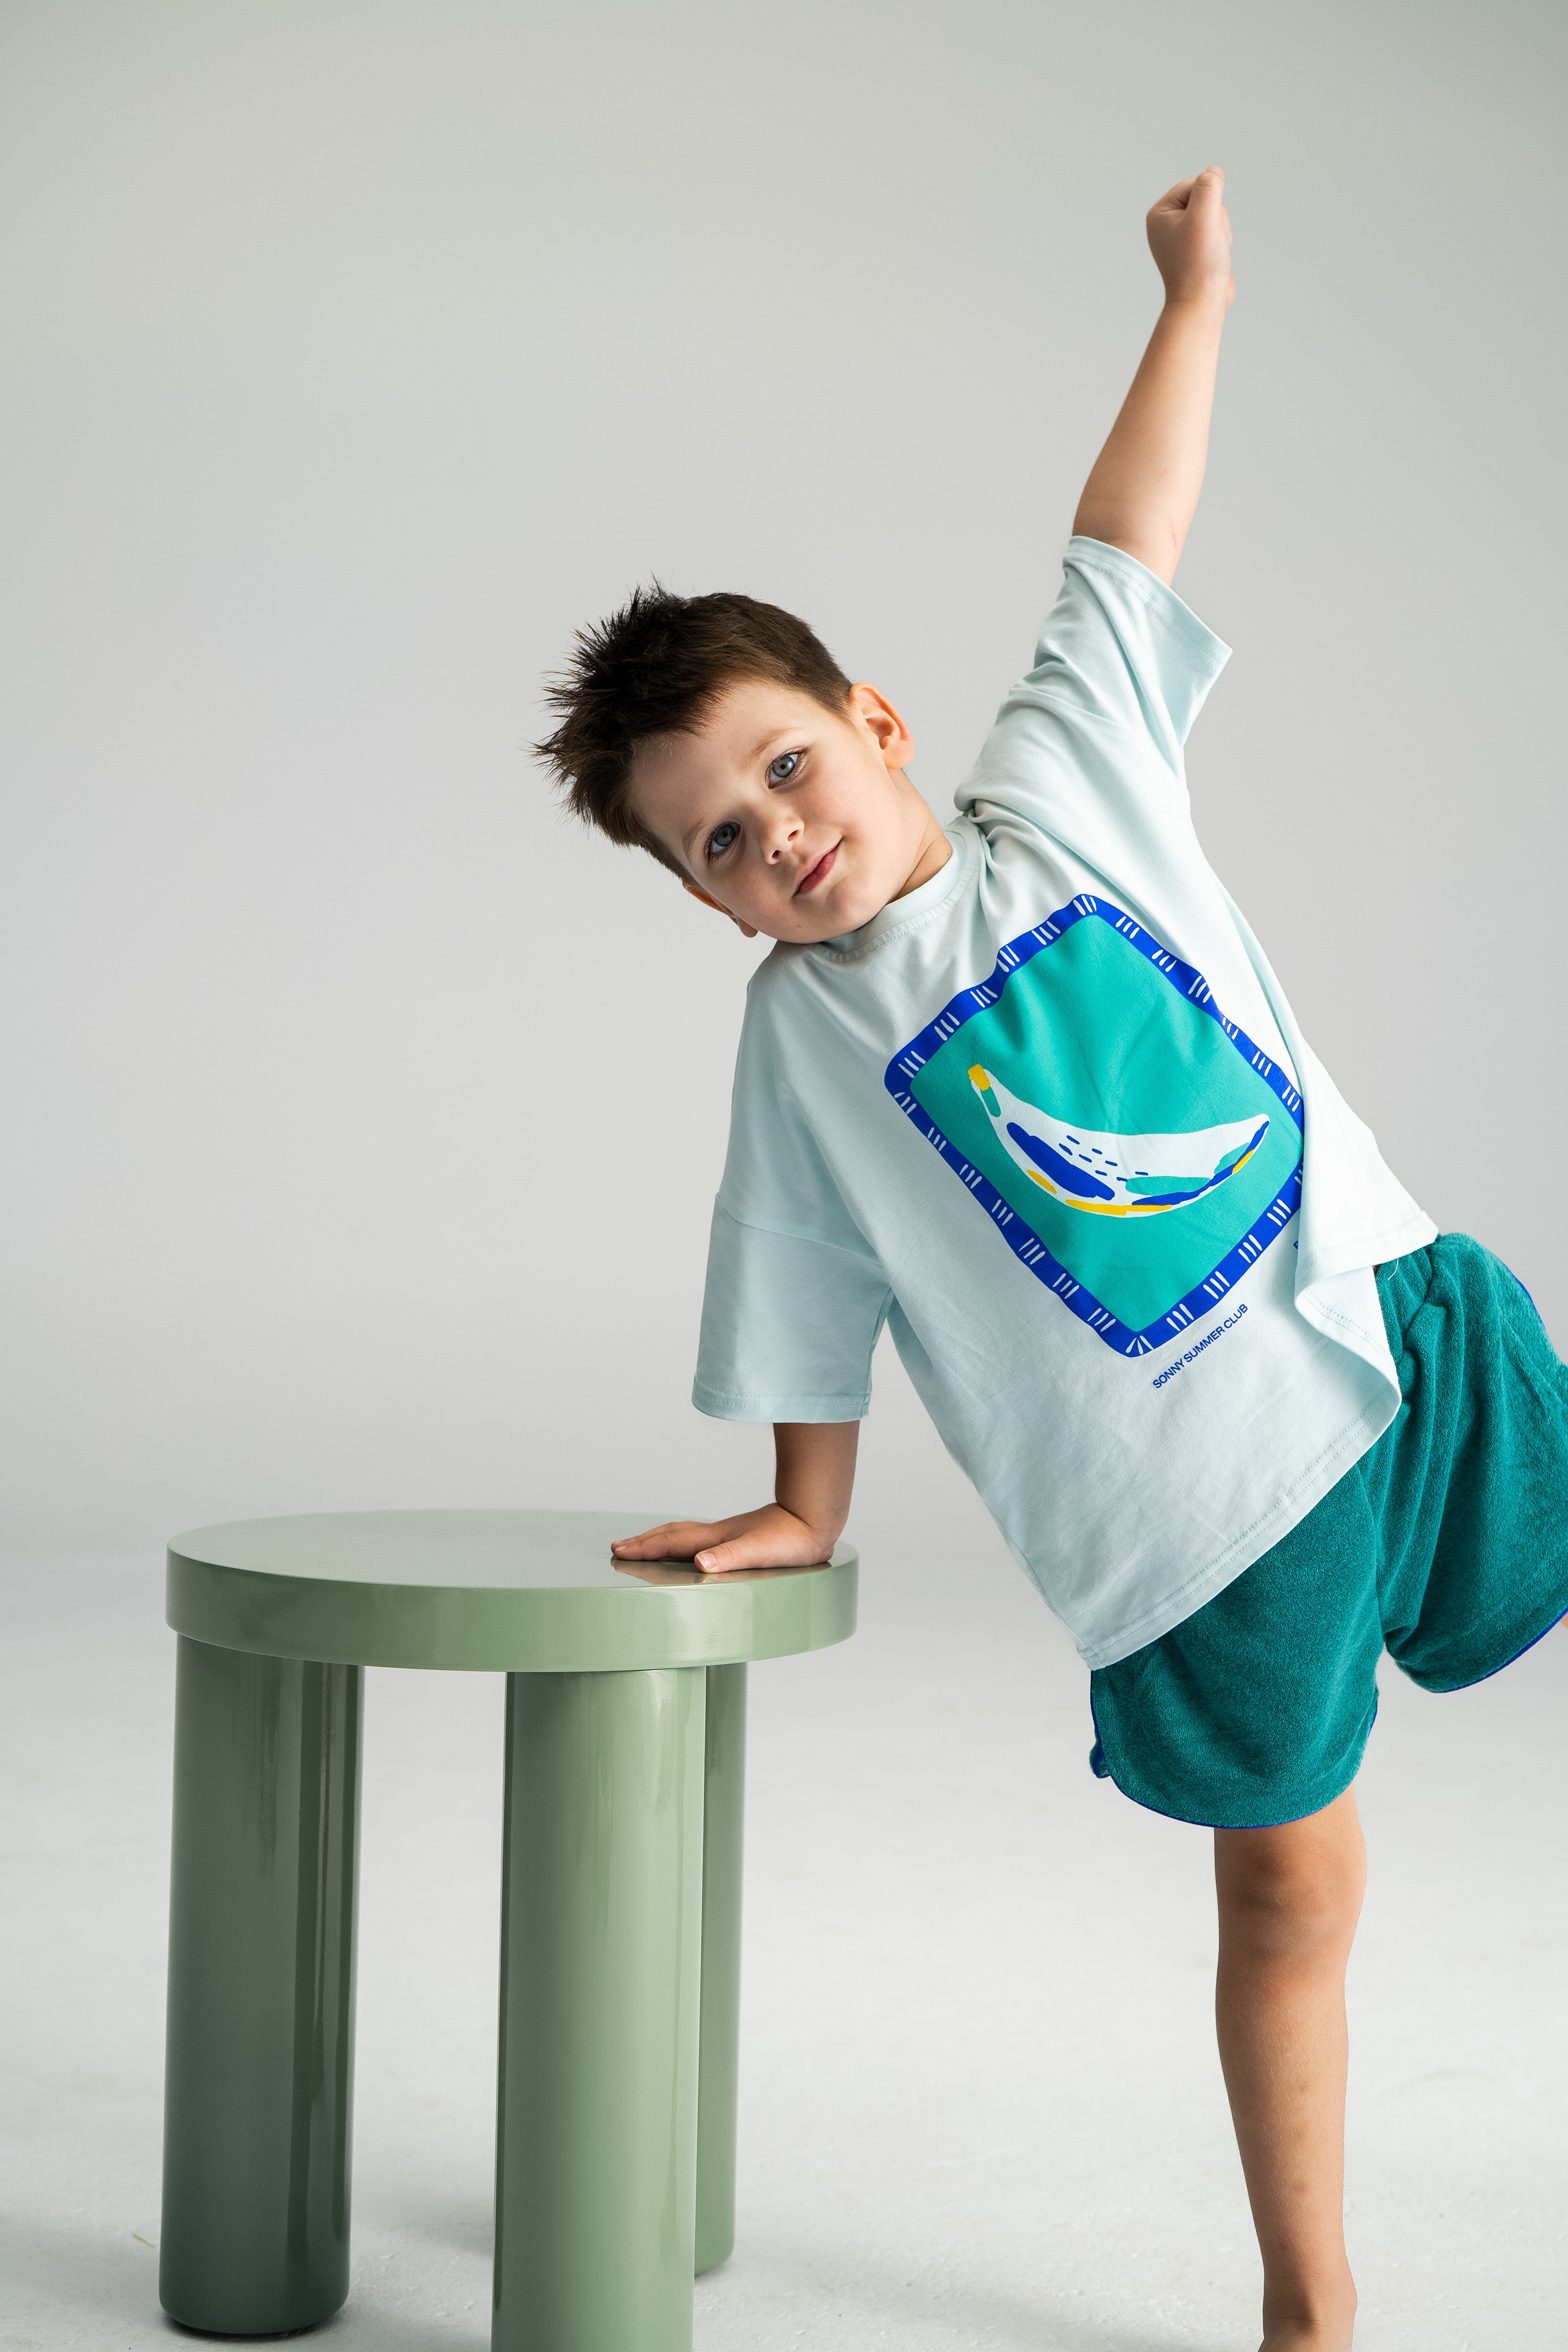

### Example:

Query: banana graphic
xmin=968 ymin=1065 xmax=1268 ymax=1218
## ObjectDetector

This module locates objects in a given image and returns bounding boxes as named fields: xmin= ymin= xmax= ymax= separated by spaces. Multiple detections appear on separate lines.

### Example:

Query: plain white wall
xmin=2 ymin=0 xmax=1564 ymax=1556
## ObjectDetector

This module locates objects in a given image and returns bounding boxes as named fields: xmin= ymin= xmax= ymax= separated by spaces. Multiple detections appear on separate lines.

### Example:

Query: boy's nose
xmin=763 ymin=813 xmax=803 ymax=861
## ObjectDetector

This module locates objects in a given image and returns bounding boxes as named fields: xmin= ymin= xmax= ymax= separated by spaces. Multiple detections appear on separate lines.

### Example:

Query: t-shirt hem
xmin=1071 ymin=1396 xmax=1393 ymax=1670
xmin=691 ymin=1381 xmax=870 ymax=1424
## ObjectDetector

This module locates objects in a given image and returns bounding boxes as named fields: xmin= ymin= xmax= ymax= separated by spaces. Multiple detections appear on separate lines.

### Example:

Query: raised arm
xmin=1072 ymin=167 xmax=1235 ymax=585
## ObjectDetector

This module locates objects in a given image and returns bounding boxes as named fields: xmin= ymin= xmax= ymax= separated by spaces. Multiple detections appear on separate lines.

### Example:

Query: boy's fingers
xmin=691 ymin=1536 xmax=767 ymax=1574
xmin=1151 ymin=167 xmax=1224 ymax=223
xmin=608 ymin=1524 xmax=674 ymax=1557
xmin=1152 ymin=176 xmax=1196 ymax=215
xmin=694 ymin=1526 xmax=832 ymax=1574
xmin=610 ymin=1520 xmax=722 ymax=1560
xmin=612 ymin=1511 xmax=827 ymax=1574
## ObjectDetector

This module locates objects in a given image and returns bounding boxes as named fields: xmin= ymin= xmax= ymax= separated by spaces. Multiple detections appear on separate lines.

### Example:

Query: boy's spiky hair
xmin=535 ymin=583 xmax=854 ymax=878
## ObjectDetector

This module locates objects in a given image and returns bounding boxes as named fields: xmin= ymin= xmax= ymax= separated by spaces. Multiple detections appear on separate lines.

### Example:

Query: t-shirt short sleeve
xmin=692 ymin=990 xmax=892 ymax=1423
xmin=955 ymin=536 xmax=1231 ymax=834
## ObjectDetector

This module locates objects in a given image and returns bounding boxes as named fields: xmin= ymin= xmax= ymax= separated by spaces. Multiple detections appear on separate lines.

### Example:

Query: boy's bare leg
xmin=1214 ymin=1786 xmax=1366 ymax=2352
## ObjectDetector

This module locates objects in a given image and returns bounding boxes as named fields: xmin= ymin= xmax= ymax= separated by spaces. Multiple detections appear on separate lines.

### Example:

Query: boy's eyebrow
xmin=678 ymin=798 xmax=727 ymax=860
xmin=745 ymin=717 xmax=808 ymax=762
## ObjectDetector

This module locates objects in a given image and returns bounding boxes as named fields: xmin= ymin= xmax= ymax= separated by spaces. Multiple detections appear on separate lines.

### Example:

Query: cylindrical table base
xmin=493 ymin=1666 xmax=707 ymax=2352
xmin=695 ymin=1661 xmax=746 ymax=2274
xmin=160 ymin=1635 xmax=362 ymax=2335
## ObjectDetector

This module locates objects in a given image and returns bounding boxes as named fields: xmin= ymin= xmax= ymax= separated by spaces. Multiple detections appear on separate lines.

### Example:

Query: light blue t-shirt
xmin=694 ymin=539 xmax=1435 ymax=1667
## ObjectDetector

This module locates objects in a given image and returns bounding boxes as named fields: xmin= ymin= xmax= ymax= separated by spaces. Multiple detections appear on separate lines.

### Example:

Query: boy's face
xmin=627 ymin=676 xmax=932 ymax=943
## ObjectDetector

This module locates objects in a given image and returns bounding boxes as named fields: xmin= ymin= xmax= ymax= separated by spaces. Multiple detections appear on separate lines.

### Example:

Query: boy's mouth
xmin=794 ymin=842 xmax=840 ymax=896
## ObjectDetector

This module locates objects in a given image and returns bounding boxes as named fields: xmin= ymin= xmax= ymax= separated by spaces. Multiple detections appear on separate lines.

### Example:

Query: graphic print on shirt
xmin=884 ymin=896 xmax=1303 ymax=1357
xmin=966 ymin=1066 xmax=1269 ymax=1217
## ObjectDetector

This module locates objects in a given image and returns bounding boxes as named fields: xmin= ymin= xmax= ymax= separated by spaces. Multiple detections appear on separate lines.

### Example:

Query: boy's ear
xmin=849 ymin=682 xmax=915 ymax=772
xmin=683 ymin=879 xmax=759 ymax=939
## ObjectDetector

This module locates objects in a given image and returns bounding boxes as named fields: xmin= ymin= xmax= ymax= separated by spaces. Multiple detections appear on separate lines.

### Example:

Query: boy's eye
xmin=767 ymin=750 xmax=802 ymax=784
xmin=705 ymin=821 xmax=740 ymax=860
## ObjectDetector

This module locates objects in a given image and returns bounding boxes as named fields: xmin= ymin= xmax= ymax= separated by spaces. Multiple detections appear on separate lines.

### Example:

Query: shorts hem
xmin=1087 ymin=1689 xmax=1376 ymax=1832
xmin=1399 ymin=1598 xmax=1568 ymax=1696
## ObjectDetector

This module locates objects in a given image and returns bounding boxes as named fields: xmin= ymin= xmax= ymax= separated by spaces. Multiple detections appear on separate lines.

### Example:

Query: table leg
xmin=159 ymin=1635 xmax=362 ymax=2335
xmin=494 ymin=1666 xmax=706 ymax=2352
xmin=695 ymin=1661 xmax=746 ymax=2275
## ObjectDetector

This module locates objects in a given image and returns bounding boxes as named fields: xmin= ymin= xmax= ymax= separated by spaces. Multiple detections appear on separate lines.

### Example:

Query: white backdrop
xmin=2 ymin=0 xmax=1565 ymax=1556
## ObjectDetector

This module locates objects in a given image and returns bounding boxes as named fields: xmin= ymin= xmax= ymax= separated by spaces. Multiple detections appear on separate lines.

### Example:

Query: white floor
xmin=3 ymin=1521 xmax=1565 ymax=2352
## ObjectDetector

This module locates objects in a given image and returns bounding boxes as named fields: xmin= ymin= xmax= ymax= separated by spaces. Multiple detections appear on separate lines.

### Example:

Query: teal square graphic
xmin=883 ymin=896 xmax=1304 ymax=1357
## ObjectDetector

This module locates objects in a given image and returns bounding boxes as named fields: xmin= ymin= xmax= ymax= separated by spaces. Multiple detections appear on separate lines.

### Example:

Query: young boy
xmin=537 ymin=169 xmax=1568 ymax=2350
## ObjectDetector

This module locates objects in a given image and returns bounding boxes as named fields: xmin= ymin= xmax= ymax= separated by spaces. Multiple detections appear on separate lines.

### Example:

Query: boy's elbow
xmin=1071 ymin=505 xmax=1182 ymax=584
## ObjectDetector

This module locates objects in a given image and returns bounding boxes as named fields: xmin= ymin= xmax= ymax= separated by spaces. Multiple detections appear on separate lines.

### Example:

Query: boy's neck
xmin=887 ymin=801 xmax=953 ymax=907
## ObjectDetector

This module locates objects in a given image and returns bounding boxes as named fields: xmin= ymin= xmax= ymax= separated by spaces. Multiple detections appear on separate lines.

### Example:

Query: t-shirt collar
xmin=813 ymin=821 xmax=971 ymax=962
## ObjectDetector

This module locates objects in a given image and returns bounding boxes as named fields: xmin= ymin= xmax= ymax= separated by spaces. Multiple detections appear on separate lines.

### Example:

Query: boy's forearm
xmin=1072 ymin=292 xmax=1228 ymax=585
xmin=774 ymin=1419 xmax=859 ymax=1552
xmin=1073 ymin=167 xmax=1235 ymax=585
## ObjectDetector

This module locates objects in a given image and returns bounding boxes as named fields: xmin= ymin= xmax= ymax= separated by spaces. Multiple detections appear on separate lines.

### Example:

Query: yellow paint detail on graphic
xmin=1023 ymin=1134 xmax=1265 ymax=1214
xmin=1023 ymin=1171 xmax=1154 ymax=1214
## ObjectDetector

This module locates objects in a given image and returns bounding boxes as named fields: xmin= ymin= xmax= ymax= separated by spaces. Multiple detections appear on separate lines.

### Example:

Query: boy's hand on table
xmin=612 ymin=1502 xmax=837 ymax=1575
xmin=611 ymin=1420 xmax=861 ymax=1576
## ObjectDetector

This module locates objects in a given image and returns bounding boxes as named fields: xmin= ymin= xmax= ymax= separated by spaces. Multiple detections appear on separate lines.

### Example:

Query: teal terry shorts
xmin=1088 ymin=1234 xmax=1568 ymax=1829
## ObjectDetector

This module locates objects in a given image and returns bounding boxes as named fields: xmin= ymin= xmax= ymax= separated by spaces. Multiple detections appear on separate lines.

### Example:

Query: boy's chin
xmin=781 ymin=881 xmax=891 ymax=945
xmin=774 ymin=905 xmax=872 ymax=945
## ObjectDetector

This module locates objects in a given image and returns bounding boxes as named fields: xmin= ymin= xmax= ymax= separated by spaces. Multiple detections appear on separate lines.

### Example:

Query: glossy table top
xmin=167 ymin=1509 xmax=858 ymax=1672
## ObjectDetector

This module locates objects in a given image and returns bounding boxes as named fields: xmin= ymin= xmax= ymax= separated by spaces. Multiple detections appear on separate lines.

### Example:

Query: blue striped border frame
xmin=882 ymin=894 xmax=1304 ymax=1358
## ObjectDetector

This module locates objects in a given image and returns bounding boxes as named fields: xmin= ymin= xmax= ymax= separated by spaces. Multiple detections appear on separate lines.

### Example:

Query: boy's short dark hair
xmin=536 ymin=584 xmax=853 ymax=877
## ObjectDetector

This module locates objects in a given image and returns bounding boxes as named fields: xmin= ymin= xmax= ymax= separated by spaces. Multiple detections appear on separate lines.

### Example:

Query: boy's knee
xmin=1215 ymin=1797 xmax=1366 ymax=1967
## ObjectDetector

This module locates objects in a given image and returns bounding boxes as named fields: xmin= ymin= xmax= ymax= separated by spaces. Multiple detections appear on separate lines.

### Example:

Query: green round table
xmin=158 ymin=1510 xmax=857 ymax=2351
